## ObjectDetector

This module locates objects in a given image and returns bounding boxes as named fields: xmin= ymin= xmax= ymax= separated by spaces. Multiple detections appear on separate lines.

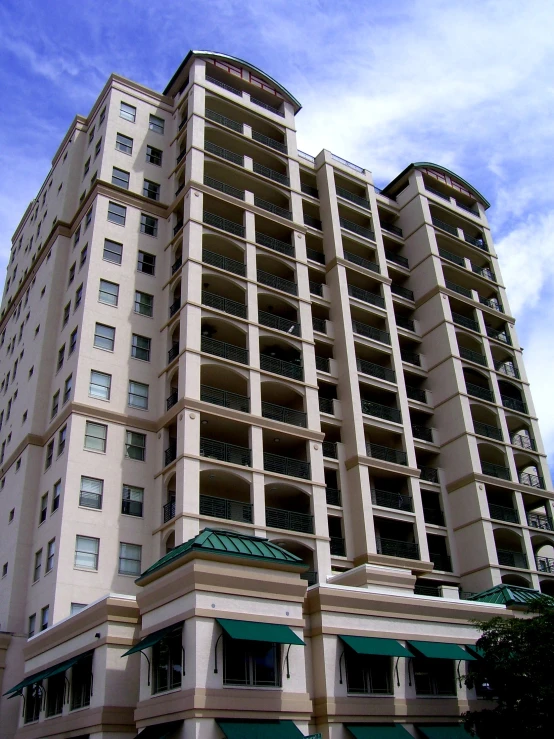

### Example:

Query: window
xmin=95 ymin=137 xmax=102 ymax=158
xmin=112 ymin=167 xmax=130 ymax=189
xmin=74 ymin=226 xmax=81 ymax=247
xmin=413 ymin=658 xmax=457 ymax=696
xmin=119 ymin=542 xmax=142 ymax=575
xmin=103 ymin=238 xmax=123 ymax=263
xmin=71 ymin=653 xmax=93 ymax=710
xmin=2 ymin=562 xmax=7 ymax=577
xmin=80 ymin=244 xmax=88 ymax=267
xmin=51 ymin=391 xmax=60 ymax=418
xmin=128 ymin=380 xmax=149 ymax=409
xmin=9 ymin=508 xmax=15 ymax=522
xmin=223 ymin=636 xmax=281 ymax=687
xmin=52 ymin=480 xmax=61 ymax=512
xmin=140 ymin=214 xmax=158 ymax=237
xmin=57 ymin=425 xmax=67 ymax=455
xmin=98 ymin=279 xmax=119 ymax=306
xmin=39 ymin=493 xmax=48 ymax=524
xmin=120 ymin=101 xmax=136 ymax=122
xmin=94 ymin=323 xmax=115 ymax=351
xmin=80 ymin=476 xmax=103 ymax=509
xmin=107 ymin=201 xmax=126 ymax=226
xmin=33 ymin=549 xmax=42 ymax=581
xmin=134 ymin=290 xmax=153 ymax=316
xmin=63 ymin=375 xmax=72 ymax=403
xmin=46 ymin=539 xmax=55 ymax=572
xmin=345 ymin=650 xmax=393 ymax=695
xmin=143 ymin=180 xmax=160 ymax=201
xmin=84 ymin=421 xmax=107 ymax=452
xmin=83 ymin=157 xmax=90 ymax=178
xmin=149 ymin=113 xmax=165 ymax=134
xmin=41 ymin=605 xmax=49 ymax=631
xmin=45 ymin=439 xmax=54 ymax=469
xmin=89 ymin=370 xmax=111 ymax=400
xmin=75 ymin=535 xmax=99 ymax=569
xmin=74 ymin=283 xmax=83 ymax=309
xmin=146 ymin=145 xmax=162 ymax=166
xmin=28 ymin=614 xmax=36 ymax=638
xmin=57 ymin=345 xmax=65 ymax=372
xmin=99 ymin=106 xmax=106 ymax=125
xmin=125 ymin=430 xmax=146 ymax=461
xmin=152 ymin=626 xmax=182 ymax=694
xmin=131 ymin=334 xmax=151 ymax=361
xmin=88 ymin=126 xmax=95 ymax=145
xmin=85 ymin=207 xmax=93 ymax=228
xmin=25 ymin=682 xmax=42 ymax=723
xmin=137 ymin=250 xmax=156 ymax=274
xmin=122 ymin=484 xmax=144 ymax=516
xmin=71 ymin=603 xmax=87 ymax=616
xmin=46 ymin=670 xmax=65 ymax=717
xmin=69 ymin=328 xmax=78 ymax=354
xmin=115 ymin=132 xmax=133 ymax=155
xmin=63 ymin=301 xmax=71 ymax=326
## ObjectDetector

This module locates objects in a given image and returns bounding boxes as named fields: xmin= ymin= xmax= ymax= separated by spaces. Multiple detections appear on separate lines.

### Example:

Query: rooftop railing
xmin=331 ymin=153 xmax=364 ymax=173
xmin=298 ymin=150 xmax=315 ymax=162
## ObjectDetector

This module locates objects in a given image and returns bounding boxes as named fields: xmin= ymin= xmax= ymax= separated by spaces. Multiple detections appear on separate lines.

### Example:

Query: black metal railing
xmin=301 ymin=183 xmax=319 ymax=198
xmin=203 ymin=211 xmax=245 ymax=237
xmin=302 ymin=570 xmax=318 ymax=586
xmin=348 ymin=284 xmax=385 ymax=308
xmin=315 ymin=355 xmax=330 ymax=373
xmin=445 ymin=279 xmax=472 ymax=299
xmin=511 ymin=433 xmax=536 ymax=451
xmin=400 ymin=349 xmax=421 ymax=366
xmin=460 ymin=346 xmax=487 ymax=366
xmin=200 ymin=494 xmax=253 ymax=523
xmin=474 ymin=421 xmax=503 ymax=441
xmin=330 ymin=537 xmax=346 ymax=556
xmin=340 ymin=217 xmax=375 ymax=240
xmin=377 ymin=538 xmax=419 ymax=560
xmin=357 ymin=358 xmax=396 ymax=383
xmin=464 ymin=232 xmax=488 ymax=251
xmin=165 ymin=443 xmax=177 ymax=466
xmin=466 ymin=382 xmax=495 ymax=403
xmin=344 ymin=250 xmax=380 ymax=274
xmin=255 ymin=196 xmax=292 ymax=220
xmin=366 ymin=443 xmax=407 ymax=466
xmin=166 ymin=391 xmax=178 ymax=411
xmin=202 ymin=248 xmax=246 ymax=277
xmin=200 ymin=437 xmax=251 ymax=466
xmin=306 ymin=247 xmax=325 ymax=264
xmin=251 ymin=96 xmax=284 ymax=116
xmin=172 ymin=256 xmax=183 ymax=274
xmin=173 ymin=219 xmax=183 ymax=236
xmin=361 ymin=399 xmax=401 ymax=423
xmin=452 ymin=312 xmax=479 ymax=332
xmin=204 ymin=175 xmax=245 ymax=200
xmin=430 ymin=553 xmax=452 ymax=572
xmin=426 ymin=185 xmax=450 ymax=201
xmin=385 ymin=249 xmax=409 ymax=268
xmin=257 ymin=269 xmax=297 ymax=295
xmin=494 ymin=360 xmax=519 ymax=378
xmin=169 ymin=298 xmax=181 ymax=318
xmin=201 ymin=384 xmax=250 ymax=413
xmin=518 ymin=471 xmax=545 ymax=489
xmin=486 ymin=325 xmax=511 ymax=345
xmin=204 ymin=140 xmax=244 ymax=166
xmin=266 ymin=507 xmax=314 ymax=533
xmin=439 ymin=247 xmax=465 ymax=266
xmin=527 ymin=513 xmax=553 ymax=531
xmin=201 ymin=336 xmax=248 ymax=365
xmin=202 ymin=290 xmax=247 ymax=319
xmin=501 ymin=395 xmax=528 ymax=414
xmin=252 ymin=130 xmax=287 ymax=153
xmin=432 ymin=216 xmax=458 ymax=236
xmin=537 ymin=556 xmax=554 ymax=573
xmin=391 ymin=283 xmax=414 ymax=300
xmin=396 ymin=315 xmax=415 ymax=332
xmin=262 ymin=401 xmax=307 ymax=427
xmin=336 ymin=186 xmax=370 ymax=209
xmin=423 ymin=507 xmax=445 ymax=526
xmin=168 ymin=343 xmax=179 ymax=364
xmin=326 ymin=487 xmax=341 ymax=506
xmin=456 ymin=200 xmax=479 ymax=217
xmin=412 ymin=425 xmax=433 ymax=442
xmin=264 ymin=452 xmax=310 ymax=479
xmin=304 ymin=213 xmax=322 ymax=230
xmin=205 ymin=108 xmax=244 ymax=133
xmin=256 ymin=231 xmax=295 ymax=257
xmin=497 ymin=549 xmax=527 ymax=568
xmin=205 ymin=75 xmax=242 ymax=96
xmin=489 ymin=504 xmax=519 ymax=523
xmin=371 ymin=488 xmax=413 ymax=512
xmin=176 ymin=150 xmax=186 ymax=165
xmin=253 ymin=161 xmax=290 ymax=186
xmin=420 ymin=467 xmax=439 ymax=483
xmin=163 ymin=500 xmax=176 ymax=523
xmin=309 ymin=281 xmax=323 ymax=296
xmin=260 ymin=354 xmax=303 ymax=380
xmin=406 ymin=385 xmax=426 ymax=403
xmin=381 ymin=222 xmax=403 ymax=237
xmin=322 ymin=441 xmax=338 ymax=458
xmin=472 ymin=263 xmax=496 ymax=281
xmin=481 ymin=461 xmax=511 ymax=480
xmin=415 ymin=584 xmax=442 ymax=597
xmin=312 ymin=316 xmax=327 ymax=334
xmin=480 ymin=296 xmax=503 ymax=312
xmin=352 ymin=320 xmax=391 ymax=345
xmin=319 ymin=396 xmax=334 ymax=414
xmin=259 ymin=310 xmax=300 ymax=336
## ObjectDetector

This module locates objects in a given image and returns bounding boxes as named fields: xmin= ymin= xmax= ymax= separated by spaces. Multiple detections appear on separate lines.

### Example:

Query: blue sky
xmin=1 ymin=0 xmax=554 ymax=468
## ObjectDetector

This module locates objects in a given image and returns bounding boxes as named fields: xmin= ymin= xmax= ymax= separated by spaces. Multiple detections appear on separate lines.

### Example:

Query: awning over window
xmin=216 ymin=618 xmax=305 ymax=645
xmin=122 ymin=622 xmax=183 ymax=657
xmin=407 ymin=641 xmax=476 ymax=661
xmin=3 ymin=650 xmax=93 ymax=696
xmin=418 ymin=725 xmax=474 ymax=738
xmin=340 ymin=635 xmax=412 ymax=658
xmin=136 ymin=720 xmax=184 ymax=739
xmin=466 ymin=645 xmax=485 ymax=659
xmin=346 ymin=725 xmax=412 ymax=739
xmin=217 ymin=720 xmax=305 ymax=739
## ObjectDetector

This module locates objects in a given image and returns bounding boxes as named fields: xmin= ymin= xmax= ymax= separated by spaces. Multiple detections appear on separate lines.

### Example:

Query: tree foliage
xmin=464 ymin=598 xmax=554 ymax=738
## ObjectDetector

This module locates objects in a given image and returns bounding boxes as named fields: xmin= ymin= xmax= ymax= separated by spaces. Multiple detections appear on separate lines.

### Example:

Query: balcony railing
xmin=519 ymin=472 xmax=545 ymax=489
xmin=537 ymin=556 xmax=554 ymax=573
xmin=256 ymin=231 xmax=295 ymax=257
xmin=330 ymin=537 xmax=346 ymax=556
xmin=176 ymin=150 xmax=186 ymax=165
xmin=511 ymin=433 xmax=536 ymax=451
xmin=312 ymin=316 xmax=327 ymax=334
xmin=445 ymin=279 xmax=472 ymax=299
xmin=344 ymin=250 xmax=380 ymax=274
xmin=472 ymin=263 xmax=496 ymax=281
xmin=331 ymin=152 xmax=364 ymax=173
xmin=264 ymin=452 xmax=310 ymax=479
xmin=426 ymin=185 xmax=450 ymax=201
xmin=201 ymin=335 xmax=248 ymax=365
xmin=439 ymin=247 xmax=465 ymax=266
xmin=172 ymin=255 xmax=183 ymax=274
xmin=497 ymin=549 xmax=528 ymax=569
xmin=202 ymin=290 xmax=247 ymax=319
xmin=385 ymin=249 xmax=409 ymax=268
xmin=205 ymin=108 xmax=244 ymax=133
xmin=340 ymin=217 xmax=375 ymax=240
xmin=166 ymin=391 xmax=178 ymax=411
xmin=165 ymin=443 xmax=177 ymax=466
xmin=298 ymin=150 xmax=315 ymax=162
xmin=204 ymin=175 xmax=245 ymax=201
xmin=168 ymin=343 xmax=179 ymax=364
xmin=423 ymin=507 xmax=445 ymax=526
xmin=466 ymin=382 xmax=495 ymax=403
xmin=163 ymin=500 xmax=176 ymax=523
xmin=200 ymin=437 xmax=251 ymax=466
xmin=252 ymin=130 xmax=287 ymax=153
xmin=391 ymin=283 xmax=414 ymax=301
xmin=204 ymin=140 xmax=244 ymax=166
xmin=169 ymin=298 xmax=181 ymax=318
xmin=406 ymin=385 xmax=426 ymax=403
xmin=205 ymin=74 xmax=242 ymax=96
xmin=251 ymin=96 xmax=284 ymax=116
xmin=253 ymin=161 xmax=290 ymax=186
xmin=255 ymin=196 xmax=292 ymax=220
xmin=306 ymin=247 xmax=325 ymax=264
xmin=302 ymin=570 xmax=318 ymax=586
xmin=173 ymin=219 xmax=183 ymax=236
xmin=203 ymin=248 xmax=246 ymax=277
xmin=412 ymin=425 xmax=433 ymax=442
xmin=326 ymin=487 xmax=342 ymax=506
xmin=456 ymin=200 xmax=479 ymax=217
xmin=203 ymin=211 xmax=245 ymax=237
xmin=259 ymin=310 xmax=300 ymax=336
xmin=381 ymin=222 xmax=403 ymax=237
xmin=304 ymin=213 xmax=323 ymax=230
xmin=494 ymin=360 xmax=519 ymax=379
xmin=336 ymin=186 xmax=370 ymax=209
xmin=262 ymin=401 xmax=307 ymax=427
xmin=432 ymin=216 xmax=458 ymax=236
xmin=464 ymin=232 xmax=488 ymax=251
xmin=452 ymin=312 xmax=479 ymax=332
xmin=200 ymin=494 xmax=253 ymax=523
xmin=371 ymin=488 xmax=413 ymax=512
xmin=489 ymin=503 xmax=519 ymax=523
xmin=323 ymin=441 xmax=338 ymax=458
xmin=474 ymin=421 xmax=503 ymax=441
xmin=352 ymin=320 xmax=391 ymax=345
xmin=377 ymin=537 xmax=419 ymax=560
xmin=396 ymin=315 xmax=415 ymax=332
xmin=356 ymin=358 xmax=396 ymax=383
xmin=348 ymin=284 xmax=385 ymax=309
xmin=501 ymin=395 xmax=528 ymax=414
xmin=309 ymin=281 xmax=323 ymax=296
xmin=415 ymin=583 xmax=442 ymax=597
xmin=430 ymin=553 xmax=452 ymax=572
xmin=257 ymin=269 xmax=297 ymax=295
xmin=527 ymin=512 xmax=553 ymax=531
xmin=315 ymin=355 xmax=330 ymax=373
xmin=361 ymin=399 xmax=401 ymax=423
xmin=420 ymin=466 xmax=439 ymax=483
xmin=481 ymin=461 xmax=511 ymax=480
xmin=201 ymin=384 xmax=250 ymax=413
xmin=460 ymin=346 xmax=487 ymax=366
xmin=486 ymin=326 xmax=512 ymax=345
xmin=319 ymin=396 xmax=334 ymax=414
xmin=266 ymin=506 xmax=314 ymax=533
xmin=480 ymin=296 xmax=503 ymax=313
xmin=400 ymin=349 xmax=421 ymax=366
xmin=260 ymin=354 xmax=303 ymax=380
xmin=366 ymin=443 xmax=407 ymax=466
xmin=301 ymin=183 xmax=319 ymax=198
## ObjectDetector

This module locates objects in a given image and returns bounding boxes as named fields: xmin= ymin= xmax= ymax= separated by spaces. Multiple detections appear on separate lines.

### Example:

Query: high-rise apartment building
xmin=0 ymin=50 xmax=552 ymax=739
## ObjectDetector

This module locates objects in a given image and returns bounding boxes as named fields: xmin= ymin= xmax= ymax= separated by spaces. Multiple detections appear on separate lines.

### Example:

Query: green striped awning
xmin=217 ymin=618 xmax=304 ymax=645
xmin=3 ymin=650 xmax=93 ymax=696
xmin=407 ymin=641 xmax=476 ymax=660
xmin=217 ymin=720 xmax=305 ymax=739
xmin=346 ymin=725 xmax=412 ymax=738
xmin=122 ymin=623 xmax=183 ymax=657
xmin=340 ymin=635 xmax=412 ymax=657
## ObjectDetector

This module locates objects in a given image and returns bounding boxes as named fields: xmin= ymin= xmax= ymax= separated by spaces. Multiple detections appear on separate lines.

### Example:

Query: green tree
xmin=464 ymin=598 xmax=554 ymax=738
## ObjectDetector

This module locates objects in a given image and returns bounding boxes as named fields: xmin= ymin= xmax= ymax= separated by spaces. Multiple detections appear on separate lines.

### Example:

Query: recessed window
xmin=131 ymin=333 xmax=151 ymax=361
xmin=73 ymin=227 xmax=81 ymax=247
xmin=119 ymin=542 xmax=142 ymax=575
xmin=115 ymin=132 xmax=133 ymax=155
xmin=99 ymin=106 xmax=106 ymax=125
xmin=84 ymin=421 xmax=107 ymax=452
xmin=80 ymin=244 xmax=88 ymax=267
xmin=83 ymin=158 xmax=90 ymax=178
xmin=98 ymin=279 xmax=119 ymax=306
xmin=89 ymin=370 xmax=111 ymax=400
xmin=345 ymin=650 xmax=393 ymax=695
xmin=103 ymin=238 xmax=123 ymax=264
xmin=149 ymin=114 xmax=165 ymax=134
xmin=152 ymin=626 xmax=182 ymax=694
xmin=146 ymin=145 xmax=162 ymax=166
xmin=94 ymin=323 xmax=115 ymax=351
xmin=85 ymin=207 xmax=93 ymax=229
xmin=51 ymin=391 xmax=60 ymax=418
xmin=63 ymin=374 xmax=72 ymax=403
xmin=137 ymin=250 xmax=156 ymax=274
xmin=125 ymin=430 xmax=146 ymax=461
xmin=120 ymin=101 xmax=136 ymax=122
xmin=128 ymin=380 xmax=149 ymax=409
xmin=57 ymin=345 xmax=65 ymax=372
xmin=52 ymin=480 xmax=61 ymax=512
xmin=69 ymin=328 xmax=78 ymax=354
xmin=107 ymin=201 xmax=126 ymax=226
xmin=39 ymin=493 xmax=48 ymax=524
xmin=74 ymin=283 xmax=83 ymax=309
xmin=28 ymin=614 xmax=36 ymax=637
xmin=75 ymin=535 xmax=99 ymax=569
xmin=45 ymin=439 xmax=54 ymax=469
xmin=80 ymin=476 xmax=103 ymax=509
xmin=70 ymin=652 xmax=93 ymax=710
xmin=68 ymin=263 xmax=76 ymax=285
xmin=46 ymin=539 xmax=55 ymax=573
xmin=95 ymin=137 xmax=102 ymax=158
xmin=122 ymin=484 xmax=144 ymax=516
xmin=2 ymin=562 xmax=7 ymax=577
xmin=223 ymin=637 xmax=281 ymax=687
xmin=134 ymin=290 xmax=153 ymax=316
xmin=40 ymin=605 xmax=49 ymax=631
xmin=413 ymin=658 xmax=457 ymax=696
xmin=33 ymin=549 xmax=42 ymax=582
xmin=112 ymin=167 xmax=130 ymax=189
xmin=88 ymin=126 xmax=95 ymax=145
xmin=57 ymin=425 xmax=67 ymax=455
xmin=63 ymin=302 xmax=70 ymax=326
xmin=143 ymin=180 xmax=160 ymax=201
xmin=140 ymin=214 xmax=158 ymax=237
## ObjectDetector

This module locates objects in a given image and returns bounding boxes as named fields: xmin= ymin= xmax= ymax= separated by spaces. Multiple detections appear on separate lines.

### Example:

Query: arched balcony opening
xmin=523 ymin=492 xmax=553 ymax=532
xmin=162 ymin=473 xmax=176 ymax=523
xmin=490 ymin=345 xmax=519 ymax=379
xmin=443 ymin=265 xmax=479 ymax=300
xmin=463 ymin=368 xmax=494 ymax=404
xmin=263 ymin=429 xmax=310 ymax=480
xmin=259 ymin=337 xmax=303 ymax=381
xmin=501 ymin=573 xmax=531 ymax=588
xmin=166 ymin=369 xmax=179 ymax=411
xmin=449 ymin=297 xmax=478 ymax=333
xmin=202 ymin=273 xmax=247 ymax=320
xmin=204 ymin=93 xmax=286 ymax=144
xmin=265 ymin=482 xmax=313 ymax=534
xmin=200 ymin=363 xmax=249 ymax=413
xmin=199 ymin=468 xmax=252 ymax=524
xmin=342 ymin=235 xmax=379 ymax=274
xmin=199 ymin=414 xmax=251 ymax=468
xmin=167 ymin=322 xmax=180 ymax=365
xmin=456 ymin=330 xmax=487 ymax=368
xmin=532 ymin=533 xmax=554 ymax=575
xmin=163 ymin=530 xmax=175 ymax=555
xmin=493 ymin=528 xmax=527 ymax=569
xmin=515 ymin=453 xmax=545 ymax=490
xmin=351 ymin=306 xmax=390 ymax=347
xmin=505 ymin=416 xmax=536 ymax=451
xmin=498 ymin=379 xmax=527 ymax=415
xmin=169 ymin=280 xmax=182 ymax=320
xmin=359 ymin=382 xmax=400 ymax=425
xmin=163 ymin=423 xmax=178 ymax=468
xmin=271 ymin=538 xmax=316 ymax=585
xmin=261 ymin=380 xmax=306 ymax=427
xmin=258 ymin=292 xmax=299 ymax=336
xmin=478 ymin=442 xmax=511 ymax=481
xmin=365 ymin=429 xmax=407 ymax=468
xmin=370 ymin=473 xmax=413 ymax=513
xmin=203 ymin=194 xmax=245 ymax=238
xmin=255 ymin=215 xmax=295 ymax=257
xmin=374 ymin=516 xmax=419 ymax=561
xmin=539 ymin=579 xmax=554 ymax=596
xmin=256 ymin=254 xmax=297 ymax=295
xmin=470 ymin=403 xmax=503 ymax=442
xmin=487 ymin=486 xmax=519 ymax=525
xmin=202 ymin=232 xmax=246 ymax=278
xmin=201 ymin=319 xmax=248 ymax=366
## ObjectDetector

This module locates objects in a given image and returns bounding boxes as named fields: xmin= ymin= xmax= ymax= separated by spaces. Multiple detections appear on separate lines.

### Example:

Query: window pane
xmin=125 ymin=431 xmax=146 ymax=460
xmin=149 ymin=114 xmax=165 ymax=134
xmin=251 ymin=642 xmax=279 ymax=686
xmin=120 ymin=102 xmax=136 ymax=122
xmin=138 ymin=251 xmax=156 ymax=274
xmin=152 ymin=629 xmax=182 ymax=694
xmin=99 ymin=279 xmax=119 ymax=306
xmin=94 ymin=323 xmax=115 ymax=350
xmin=80 ymin=476 xmax=103 ymax=509
xmin=122 ymin=485 xmax=144 ymax=516
xmin=134 ymin=291 xmax=153 ymax=316
xmin=223 ymin=637 xmax=249 ymax=685
xmin=146 ymin=145 xmax=162 ymax=166
xmin=85 ymin=422 xmax=107 ymax=452
xmin=119 ymin=542 xmax=141 ymax=575
xmin=89 ymin=370 xmax=111 ymax=399
xmin=132 ymin=334 xmax=151 ymax=361
xmin=112 ymin=167 xmax=130 ymax=189
xmin=143 ymin=180 xmax=160 ymax=201
xmin=140 ymin=214 xmax=158 ymax=237
xmin=107 ymin=201 xmax=126 ymax=225
xmin=75 ymin=536 xmax=99 ymax=569
xmin=103 ymin=239 xmax=123 ymax=264
xmin=128 ymin=381 xmax=149 ymax=409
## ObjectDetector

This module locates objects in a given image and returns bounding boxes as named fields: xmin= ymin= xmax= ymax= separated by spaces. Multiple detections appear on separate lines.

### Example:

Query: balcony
xmin=519 ymin=472 xmax=545 ymax=489
xmin=460 ymin=346 xmax=487 ymax=366
xmin=497 ymin=549 xmax=528 ymax=568
xmin=201 ymin=384 xmax=250 ymax=413
xmin=381 ymin=222 xmax=403 ymax=238
xmin=452 ymin=312 xmax=479 ymax=332
xmin=439 ymin=247 xmax=465 ymax=267
xmin=173 ymin=219 xmax=184 ymax=236
xmin=420 ymin=467 xmax=439 ymax=483
xmin=348 ymin=284 xmax=385 ymax=309
xmin=204 ymin=175 xmax=245 ymax=201
xmin=366 ymin=443 xmax=407 ymax=466
xmin=385 ymin=249 xmax=409 ymax=268
xmin=203 ymin=248 xmax=246 ymax=277
xmin=480 ymin=296 xmax=503 ymax=313
xmin=489 ymin=503 xmax=519 ymax=523
xmin=262 ymin=401 xmax=307 ymax=427
xmin=340 ymin=217 xmax=375 ymax=240
xmin=487 ymin=325 xmax=512 ymax=345
xmin=301 ymin=182 xmax=319 ymax=198
xmin=260 ymin=354 xmax=303 ymax=380
xmin=406 ymin=386 xmax=426 ymax=403
xmin=168 ymin=343 xmax=179 ymax=364
xmin=344 ymin=250 xmax=380 ymax=274
xmin=169 ymin=298 xmax=181 ymax=318
xmin=396 ymin=315 xmax=415 ymax=332
xmin=163 ymin=500 xmax=176 ymax=523
xmin=481 ymin=461 xmax=511 ymax=480
xmin=361 ymin=399 xmax=401 ymax=423
xmin=391 ymin=283 xmax=414 ymax=301
xmin=400 ymin=349 xmax=421 ymax=366
xmin=330 ymin=537 xmax=346 ymax=556
xmin=302 ymin=570 xmax=318 ymax=586
xmin=432 ymin=216 xmax=458 ymax=237
xmin=200 ymin=494 xmax=253 ymax=523
xmin=465 ymin=232 xmax=488 ymax=250
xmin=352 ymin=320 xmax=391 ymax=345
xmin=306 ymin=246 xmax=325 ymax=264
xmin=412 ymin=425 xmax=433 ymax=442
xmin=426 ymin=185 xmax=450 ymax=201
xmin=264 ymin=452 xmax=310 ymax=479
xmin=166 ymin=391 xmax=178 ymax=411
xmin=472 ymin=263 xmax=496 ymax=281
xmin=205 ymin=141 xmax=244 ymax=167
xmin=495 ymin=360 xmax=519 ymax=379
xmin=251 ymin=96 xmax=284 ymax=116
xmin=357 ymin=358 xmax=396 ymax=383
xmin=257 ymin=269 xmax=297 ymax=295
xmin=511 ymin=433 xmax=536 ymax=451
xmin=255 ymin=195 xmax=292 ymax=221
xmin=502 ymin=395 xmax=528 ymax=414
xmin=527 ymin=512 xmax=553 ymax=531
xmin=371 ymin=488 xmax=413 ymax=512
xmin=414 ymin=583 xmax=442 ymax=597
xmin=202 ymin=290 xmax=247 ymax=319
xmin=266 ymin=506 xmax=314 ymax=533
xmin=304 ymin=213 xmax=322 ymax=230
xmin=326 ymin=487 xmax=342 ymax=506
xmin=466 ymin=382 xmax=495 ymax=403
xmin=252 ymin=130 xmax=287 ymax=153
xmin=256 ymin=231 xmax=295 ymax=257
xmin=205 ymin=74 xmax=242 ymax=96
xmin=537 ymin=556 xmax=554 ymax=573
xmin=312 ymin=317 xmax=327 ymax=334
xmin=259 ymin=310 xmax=300 ymax=336
xmin=323 ymin=441 xmax=338 ymax=459
xmin=445 ymin=279 xmax=472 ymax=299
xmin=205 ymin=108 xmax=244 ymax=133
xmin=336 ymin=186 xmax=370 ymax=209
xmin=377 ymin=537 xmax=419 ymax=560
xmin=204 ymin=211 xmax=245 ymax=238
xmin=430 ymin=553 xmax=452 ymax=572
xmin=319 ymin=396 xmax=334 ymax=414
xmin=200 ymin=437 xmax=251 ymax=466
xmin=315 ymin=355 xmax=330 ymax=373
xmin=172 ymin=255 xmax=183 ymax=274
xmin=309 ymin=281 xmax=324 ymax=297
xmin=253 ymin=162 xmax=290 ymax=186
xmin=423 ymin=507 xmax=445 ymax=526
xmin=165 ymin=442 xmax=177 ymax=466
xmin=474 ymin=421 xmax=503 ymax=441
xmin=201 ymin=336 xmax=249 ymax=365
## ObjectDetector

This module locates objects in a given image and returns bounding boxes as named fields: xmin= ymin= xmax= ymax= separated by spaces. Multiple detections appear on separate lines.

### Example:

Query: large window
xmin=99 ymin=279 xmax=119 ymax=306
xmin=71 ymin=653 xmax=93 ymax=710
xmin=223 ymin=637 xmax=281 ymax=687
xmin=345 ymin=651 xmax=393 ymax=694
xmin=146 ymin=145 xmax=162 ymax=166
xmin=115 ymin=132 xmax=133 ymax=154
xmin=84 ymin=421 xmax=107 ymax=452
xmin=119 ymin=542 xmax=142 ymax=575
xmin=120 ymin=102 xmax=136 ymax=122
xmin=94 ymin=323 xmax=115 ymax=351
xmin=149 ymin=113 xmax=165 ymax=134
xmin=112 ymin=167 xmax=130 ymax=189
xmin=128 ymin=380 xmax=149 ymax=409
xmin=80 ymin=476 xmax=103 ymax=509
xmin=122 ymin=484 xmax=144 ymax=516
xmin=137 ymin=250 xmax=156 ymax=274
xmin=125 ymin=431 xmax=146 ymax=461
xmin=89 ymin=370 xmax=111 ymax=400
xmin=131 ymin=334 xmax=151 ymax=361
xmin=25 ymin=682 xmax=42 ymax=723
xmin=140 ymin=214 xmax=158 ymax=237
xmin=413 ymin=658 xmax=457 ymax=696
xmin=103 ymin=239 xmax=123 ymax=264
xmin=152 ymin=626 xmax=183 ymax=694
xmin=143 ymin=180 xmax=160 ymax=201
xmin=107 ymin=201 xmax=126 ymax=226
xmin=46 ymin=672 xmax=65 ymax=717
xmin=75 ymin=535 xmax=99 ymax=570
xmin=134 ymin=290 xmax=153 ymax=316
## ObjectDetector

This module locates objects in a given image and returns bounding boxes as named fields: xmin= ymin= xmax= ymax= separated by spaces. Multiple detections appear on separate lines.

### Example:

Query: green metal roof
xmin=136 ymin=528 xmax=305 ymax=583
xmin=467 ymin=583 xmax=553 ymax=606
xmin=217 ymin=618 xmax=305 ymax=646
xmin=340 ymin=635 xmax=412 ymax=658
xmin=346 ymin=726 xmax=412 ymax=739
xmin=217 ymin=720 xmax=305 ymax=739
